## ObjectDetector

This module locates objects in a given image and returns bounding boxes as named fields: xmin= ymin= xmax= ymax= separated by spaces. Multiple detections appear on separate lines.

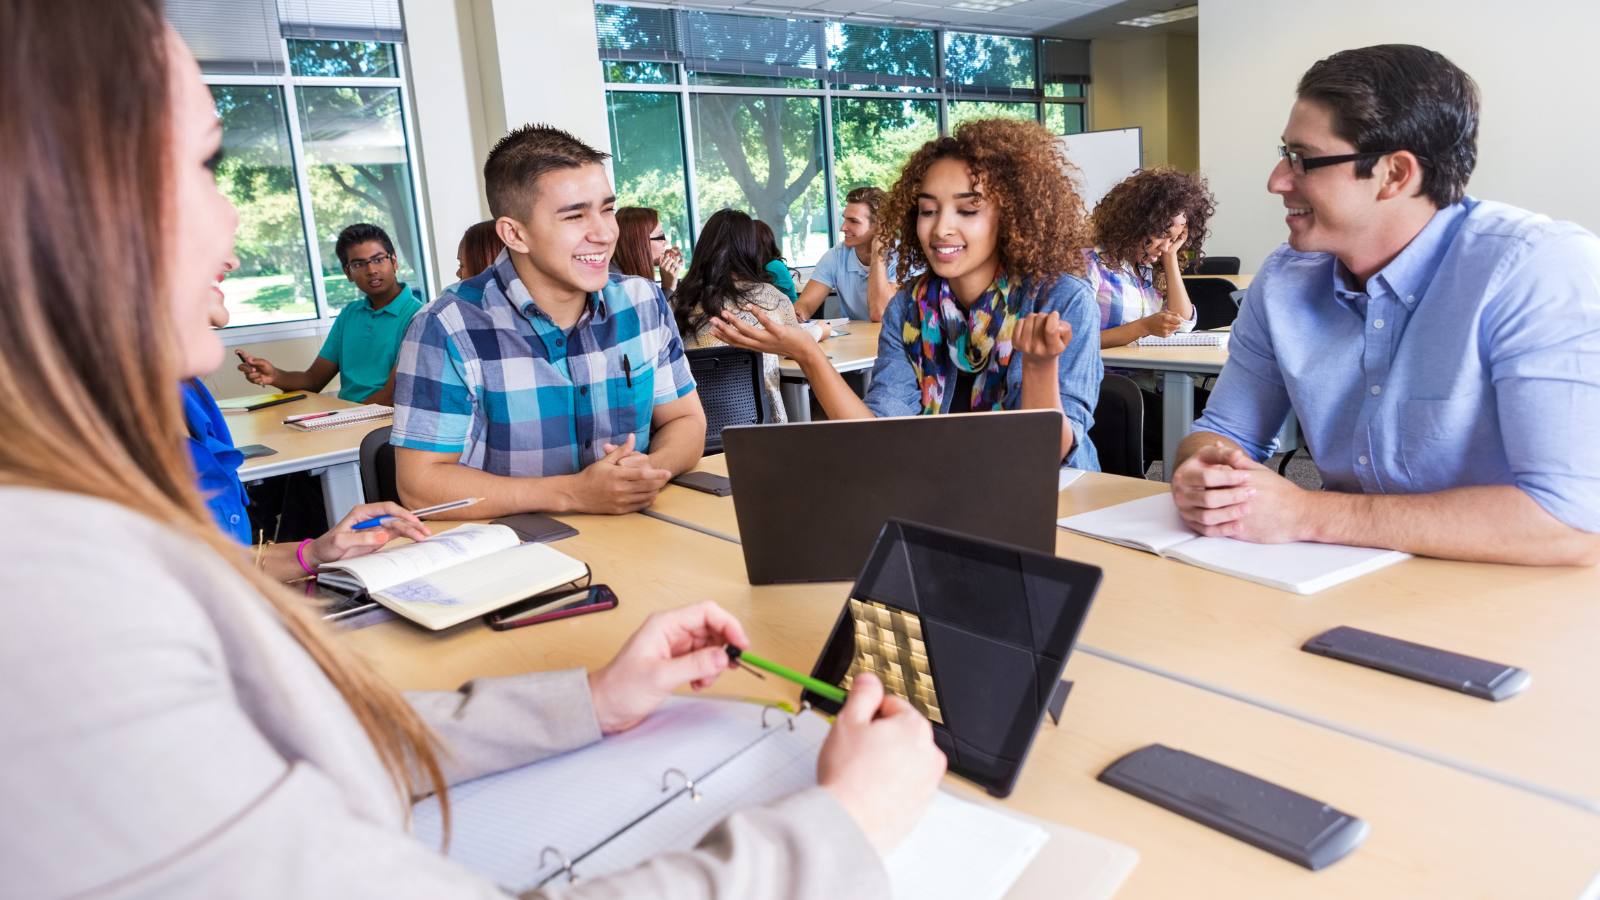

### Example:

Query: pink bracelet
xmin=296 ymin=539 xmax=317 ymax=576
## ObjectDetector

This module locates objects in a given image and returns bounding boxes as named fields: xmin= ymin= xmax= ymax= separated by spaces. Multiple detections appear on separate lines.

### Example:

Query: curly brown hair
xmin=1091 ymin=166 xmax=1216 ymax=294
xmin=879 ymin=118 xmax=1090 ymax=291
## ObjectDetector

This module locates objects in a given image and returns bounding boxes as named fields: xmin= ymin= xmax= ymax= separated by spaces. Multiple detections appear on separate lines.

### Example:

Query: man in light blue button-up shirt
xmin=1176 ymin=45 xmax=1600 ymax=566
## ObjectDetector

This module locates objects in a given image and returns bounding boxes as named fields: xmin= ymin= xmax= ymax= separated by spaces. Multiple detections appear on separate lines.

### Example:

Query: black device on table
xmin=491 ymin=512 xmax=579 ymax=543
xmin=1302 ymin=625 xmax=1531 ymax=701
xmin=486 ymin=584 xmax=617 ymax=630
xmin=670 ymin=471 xmax=733 ymax=497
xmin=803 ymin=519 xmax=1102 ymax=798
xmin=722 ymin=410 xmax=1063 ymax=584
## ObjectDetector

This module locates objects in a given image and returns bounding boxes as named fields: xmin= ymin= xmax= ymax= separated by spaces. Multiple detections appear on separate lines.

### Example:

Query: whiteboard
xmin=1058 ymin=128 xmax=1143 ymax=212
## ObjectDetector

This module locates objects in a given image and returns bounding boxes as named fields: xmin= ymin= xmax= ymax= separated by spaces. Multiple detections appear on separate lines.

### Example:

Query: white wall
xmin=1199 ymin=0 xmax=1600 ymax=272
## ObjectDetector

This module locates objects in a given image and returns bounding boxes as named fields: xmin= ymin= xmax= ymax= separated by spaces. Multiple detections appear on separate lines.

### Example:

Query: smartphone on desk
xmin=670 ymin=471 xmax=732 ymax=497
xmin=487 ymin=584 xmax=618 ymax=630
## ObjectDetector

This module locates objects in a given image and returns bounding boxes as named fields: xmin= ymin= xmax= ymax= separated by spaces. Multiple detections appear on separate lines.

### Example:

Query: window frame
xmin=202 ymin=38 xmax=432 ymax=345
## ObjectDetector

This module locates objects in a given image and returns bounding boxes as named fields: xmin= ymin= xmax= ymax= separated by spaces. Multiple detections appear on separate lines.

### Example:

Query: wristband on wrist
xmin=296 ymin=539 xmax=317 ymax=576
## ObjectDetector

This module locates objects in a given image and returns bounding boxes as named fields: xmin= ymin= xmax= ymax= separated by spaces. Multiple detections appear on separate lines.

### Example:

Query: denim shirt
xmin=864 ymin=273 xmax=1103 ymax=471
xmin=1194 ymin=197 xmax=1600 ymax=533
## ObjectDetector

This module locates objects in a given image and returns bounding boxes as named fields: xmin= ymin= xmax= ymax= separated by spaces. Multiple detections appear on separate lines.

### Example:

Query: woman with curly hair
xmin=712 ymin=118 xmax=1103 ymax=468
xmin=1087 ymin=166 xmax=1217 ymax=467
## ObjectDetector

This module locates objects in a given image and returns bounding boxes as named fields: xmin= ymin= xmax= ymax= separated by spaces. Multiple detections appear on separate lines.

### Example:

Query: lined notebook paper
xmin=1058 ymin=493 xmax=1410 ymax=594
xmin=287 ymin=404 xmax=393 ymax=431
xmin=411 ymin=697 xmax=1136 ymax=899
xmin=1135 ymin=333 xmax=1229 ymax=347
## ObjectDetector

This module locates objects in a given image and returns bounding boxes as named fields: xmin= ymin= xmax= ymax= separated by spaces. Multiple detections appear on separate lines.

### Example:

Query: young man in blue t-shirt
xmin=235 ymin=223 xmax=422 ymax=406
xmin=795 ymin=186 xmax=902 ymax=323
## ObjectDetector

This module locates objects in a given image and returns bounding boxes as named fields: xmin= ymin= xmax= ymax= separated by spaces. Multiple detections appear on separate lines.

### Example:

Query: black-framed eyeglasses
xmin=1278 ymin=146 xmax=1433 ymax=175
xmin=648 ymin=234 xmax=668 ymax=243
xmin=345 ymin=252 xmax=394 ymax=272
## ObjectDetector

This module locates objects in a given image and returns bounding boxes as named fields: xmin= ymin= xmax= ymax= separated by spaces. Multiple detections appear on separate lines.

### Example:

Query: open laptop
xmin=722 ymin=410 xmax=1064 ymax=584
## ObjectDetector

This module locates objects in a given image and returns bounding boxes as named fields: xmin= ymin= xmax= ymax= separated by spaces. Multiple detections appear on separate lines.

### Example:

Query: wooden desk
xmin=345 ymin=513 xmax=1600 ymax=898
xmin=1099 ymin=342 xmax=1228 ymax=482
xmin=1183 ymin=273 xmax=1253 ymax=290
xmin=778 ymin=322 xmax=882 ymax=422
xmin=229 ymin=392 xmax=385 ymax=524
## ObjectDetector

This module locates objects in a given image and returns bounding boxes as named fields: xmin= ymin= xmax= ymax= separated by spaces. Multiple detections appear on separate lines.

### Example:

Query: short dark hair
xmin=843 ymin=185 xmax=884 ymax=220
xmin=1296 ymin=45 xmax=1479 ymax=208
xmin=484 ymin=124 xmax=611 ymax=221
xmin=336 ymin=223 xmax=395 ymax=267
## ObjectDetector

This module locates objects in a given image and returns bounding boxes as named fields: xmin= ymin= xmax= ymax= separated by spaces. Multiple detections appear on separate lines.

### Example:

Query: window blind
xmin=276 ymin=0 xmax=405 ymax=43
xmin=681 ymin=11 xmax=825 ymax=77
xmin=167 ymin=0 xmax=285 ymax=75
xmin=596 ymin=4 xmax=681 ymax=62
xmin=1041 ymin=38 xmax=1091 ymax=85
xmin=942 ymin=31 xmax=1037 ymax=97
xmin=826 ymin=23 xmax=939 ymax=89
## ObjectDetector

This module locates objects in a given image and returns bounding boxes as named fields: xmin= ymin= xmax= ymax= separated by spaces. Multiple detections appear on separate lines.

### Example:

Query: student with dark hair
xmin=236 ymin=222 xmax=422 ymax=406
xmin=391 ymin=125 xmax=709 ymax=517
xmin=1175 ymin=45 xmax=1600 ymax=566
xmin=714 ymin=118 xmax=1103 ymax=469
xmin=752 ymin=219 xmax=797 ymax=303
xmin=454 ymin=219 xmax=506 ymax=280
xmin=795 ymin=185 xmax=902 ymax=322
xmin=675 ymin=209 xmax=809 ymax=422
xmin=612 ymin=207 xmax=683 ymax=299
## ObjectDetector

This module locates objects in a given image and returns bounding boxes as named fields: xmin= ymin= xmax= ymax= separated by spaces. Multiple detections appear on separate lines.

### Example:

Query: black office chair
xmin=1089 ymin=374 xmax=1144 ymax=478
xmin=1185 ymin=256 xmax=1241 ymax=275
xmin=687 ymin=346 xmax=771 ymax=455
xmin=359 ymin=424 xmax=402 ymax=505
xmin=1185 ymin=277 xmax=1240 ymax=331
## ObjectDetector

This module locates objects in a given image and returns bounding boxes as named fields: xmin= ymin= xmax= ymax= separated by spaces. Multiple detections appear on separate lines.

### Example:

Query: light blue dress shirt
xmin=1193 ymin=198 xmax=1600 ymax=533
xmin=865 ymin=274 xmax=1103 ymax=471
xmin=810 ymin=243 xmax=899 ymax=321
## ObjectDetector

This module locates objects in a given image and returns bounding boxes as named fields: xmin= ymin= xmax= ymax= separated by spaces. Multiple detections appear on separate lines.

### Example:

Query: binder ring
xmin=661 ymin=767 xmax=702 ymax=801
xmin=539 ymin=846 xmax=579 ymax=884
xmin=761 ymin=705 xmax=795 ymax=731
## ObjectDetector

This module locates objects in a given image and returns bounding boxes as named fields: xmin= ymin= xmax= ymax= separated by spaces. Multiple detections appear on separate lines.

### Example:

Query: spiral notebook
xmin=412 ymin=696 xmax=1137 ymax=900
xmin=1135 ymin=332 xmax=1229 ymax=347
xmin=286 ymin=404 xmax=393 ymax=431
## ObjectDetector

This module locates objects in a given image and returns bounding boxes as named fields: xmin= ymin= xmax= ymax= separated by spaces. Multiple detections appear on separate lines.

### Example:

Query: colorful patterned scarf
xmin=901 ymin=268 xmax=1021 ymax=415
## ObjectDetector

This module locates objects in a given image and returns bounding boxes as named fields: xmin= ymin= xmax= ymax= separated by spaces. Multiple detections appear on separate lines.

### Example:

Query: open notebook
xmin=413 ymin=697 xmax=1137 ymax=900
xmin=1057 ymin=494 xmax=1409 ymax=594
xmin=1135 ymin=332 xmax=1228 ymax=347
xmin=316 ymin=524 xmax=588 ymax=629
xmin=286 ymin=404 xmax=393 ymax=432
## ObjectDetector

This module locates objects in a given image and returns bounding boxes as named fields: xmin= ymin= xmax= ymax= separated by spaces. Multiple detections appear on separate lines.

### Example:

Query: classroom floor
xmin=1145 ymin=450 xmax=1324 ymax=490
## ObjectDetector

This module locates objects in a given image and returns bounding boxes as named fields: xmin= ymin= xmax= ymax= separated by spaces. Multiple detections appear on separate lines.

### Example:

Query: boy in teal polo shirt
xmin=236 ymin=223 xmax=423 ymax=405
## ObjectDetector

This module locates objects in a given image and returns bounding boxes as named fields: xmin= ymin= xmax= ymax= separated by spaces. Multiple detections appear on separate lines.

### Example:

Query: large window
xmin=174 ymin=0 xmax=427 ymax=337
xmin=598 ymin=7 xmax=1091 ymax=264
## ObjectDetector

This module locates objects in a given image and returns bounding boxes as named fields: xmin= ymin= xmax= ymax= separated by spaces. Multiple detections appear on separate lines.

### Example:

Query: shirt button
xmin=1370 ymin=385 xmax=1382 ymax=395
xmin=1373 ymin=319 xmax=1384 ymax=329
xmin=584 ymin=440 xmax=591 ymax=449
xmin=1405 ymin=295 xmax=1415 ymax=304
xmin=556 ymin=338 xmax=565 ymax=347
xmin=229 ymin=514 xmax=241 ymax=524
xmin=1358 ymin=455 xmax=1369 ymax=465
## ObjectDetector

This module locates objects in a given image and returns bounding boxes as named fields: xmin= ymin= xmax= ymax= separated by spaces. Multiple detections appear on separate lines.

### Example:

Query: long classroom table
xmin=777 ymin=322 xmax=882 ymax=422
xmin=229 ymin=391 xmax=389 ymax=525
xmin=342 ymin=510 xmax=1600 ymax=898
xmin=649 ymin=455 xmax=1600 ymax=811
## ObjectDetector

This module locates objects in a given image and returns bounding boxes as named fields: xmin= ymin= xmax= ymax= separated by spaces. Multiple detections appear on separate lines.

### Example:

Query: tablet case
xmin=804 ymin=519 xmax=1103 ymax=797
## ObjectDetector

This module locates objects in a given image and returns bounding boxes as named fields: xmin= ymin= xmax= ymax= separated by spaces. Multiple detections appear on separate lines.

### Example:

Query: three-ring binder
xmin=761 ymin=700 xmax=810 ymax=731
xmin=661 ymin=767 xmax=702 ymax=801
xmin=539 ymin=846 xmax=579 ymax=884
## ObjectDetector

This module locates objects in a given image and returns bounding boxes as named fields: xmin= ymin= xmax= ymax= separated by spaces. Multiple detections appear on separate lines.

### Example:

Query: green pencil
xmin=726 ymin=646 xmax=847 ymax=703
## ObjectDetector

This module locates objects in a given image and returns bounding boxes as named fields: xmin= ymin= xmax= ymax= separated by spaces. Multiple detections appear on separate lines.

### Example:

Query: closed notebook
xmin=286 ymin=404 xmax=393 ymax=431
xmin=1135 ymin=332 xmax=1229 ymax=347
xmin=316 ymin=523 xmax=588 ymax=629
xmin=411 ymin=696 xmax=1138 ymax=900
xmin=1057 ymin=493 xmax=1409 ymax=594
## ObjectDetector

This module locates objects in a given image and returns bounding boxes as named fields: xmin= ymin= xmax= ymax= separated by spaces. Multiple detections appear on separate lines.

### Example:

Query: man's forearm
xmin=645 ymin=414 xmax=708 ymax=476
xmin=866 ymin=269 xmax=897 ymax=323
xmin=398 ymin=459 xmax=576 ymax=518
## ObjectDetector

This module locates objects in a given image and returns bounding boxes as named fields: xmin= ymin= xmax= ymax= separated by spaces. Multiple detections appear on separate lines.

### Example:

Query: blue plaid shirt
xmin=391 ymin=252 xmax=695 ymax=477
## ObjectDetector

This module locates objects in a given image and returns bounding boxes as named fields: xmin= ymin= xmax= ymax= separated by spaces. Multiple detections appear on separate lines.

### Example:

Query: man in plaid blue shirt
xmin=391 ymin=126 xmax=706 ymax=516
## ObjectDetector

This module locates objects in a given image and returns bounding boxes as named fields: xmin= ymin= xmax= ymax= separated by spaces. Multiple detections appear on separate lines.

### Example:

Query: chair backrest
xmin=359 ymin=424 xmax=401 ymax=505
xmin=1185 ymin=277 xmax=1240 ymax=331
xmin=687 ymin=346 xmax=770 ymax=455
xmin=1089 ymin=374 xmax=1144 ymax=478
xmin=1193 ymin=256 xmax=1240 ymax=275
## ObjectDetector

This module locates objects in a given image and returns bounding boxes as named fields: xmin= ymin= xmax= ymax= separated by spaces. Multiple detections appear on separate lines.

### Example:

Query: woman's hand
xmin=659 ymin=247 xmax=684 ymax=291
xmin=587 ymin=602 xmax=750 ymax=733
xmin=305 ymin=501 xmax=431 ymax=567
xmin=1013 ymin=311 xmax=1073 ymax=362
xmin=709 ymin=307 xmax=822 ymax=363
xmin=1138 ymin=310 xmax=1184 ymax=338
xmin=1162 ymin=224 xmax=1189 ymax=264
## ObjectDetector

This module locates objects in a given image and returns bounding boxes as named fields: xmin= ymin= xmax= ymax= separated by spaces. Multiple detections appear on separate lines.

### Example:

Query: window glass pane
xmin=832 ymin=97 xmax=938 ymax=199
xmin=1045 ymin=82 xmax=1084 ymax=98
xmin=209 ymin=85 xmax=316 ymax=327
xmin=942 ymin=32 xmax=1037 ymax=90
xmin=288 ymin=40 xmax=398 ymax=77
xmin=687 ymin=71 xmax=818 ymax=90
xmin=948 ymin=101 xmax=1039 ymax=131
xmin=827 ymin=23 xmax=936 ymax=90
xmin=690 ymin=94 xmax=828 ymax=265
xmin=603 ymin=61 xmax=678 ymax=84
xmin=607 ymin=91 xmax=690 ymax=249
xmin=1044 ymin=103 xmax=1085 ymax=135
xmin=296 ymin=86 xmax=425 ymax=309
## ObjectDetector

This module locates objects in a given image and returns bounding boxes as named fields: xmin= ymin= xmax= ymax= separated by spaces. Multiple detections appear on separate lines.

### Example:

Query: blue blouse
xmin=182 ymin=380 xmax=252 ymax=544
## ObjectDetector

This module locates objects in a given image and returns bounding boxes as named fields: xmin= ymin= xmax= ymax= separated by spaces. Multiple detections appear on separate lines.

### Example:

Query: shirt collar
xmin=1331 ymin=201 xmax=1468 ymax=312
xmin=361 ymin=282 xmax=410 ymax=316
xmin=492 ymin=250 xmax=610 ymax=327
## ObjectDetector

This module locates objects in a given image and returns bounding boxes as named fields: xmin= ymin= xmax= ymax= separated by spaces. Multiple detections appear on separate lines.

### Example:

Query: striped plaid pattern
xmin=391 ymin=252 xmax=694 ymax=477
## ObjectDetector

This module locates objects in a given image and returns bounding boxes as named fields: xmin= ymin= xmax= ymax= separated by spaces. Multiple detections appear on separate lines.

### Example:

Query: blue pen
xmin=353 ymin=497 xmax=484 ymax=530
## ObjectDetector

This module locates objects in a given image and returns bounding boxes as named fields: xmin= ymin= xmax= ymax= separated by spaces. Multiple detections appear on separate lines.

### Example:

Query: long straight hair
xmin=0 ymin=0 xmax=449 ymax=823
xmin=614 ymin=207 xmax=660 ymax=279
xmin=458 ymin=220 xmax=505 ymax=279
xmin=752 ymin=219 xmax=784 ymax=266
xmin=672 ymin=209 xmax=773 ymax=338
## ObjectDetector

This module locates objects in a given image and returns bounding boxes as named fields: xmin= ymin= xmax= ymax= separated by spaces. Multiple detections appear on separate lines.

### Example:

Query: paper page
xmin=884 ymin=792 xmax=1049 ymax=900
xmin=378 ymin=541 xmax=589 ymax=629
xmin=1058 ymin=468 xmax=1086 ymax=492
xmin=319 ymin=523 xmax=518 ymax=592
xmin=1169 ymin=538 xmax=1411 ymax=595
xmin=1056 ymin=493 xmax=1196 ymax=555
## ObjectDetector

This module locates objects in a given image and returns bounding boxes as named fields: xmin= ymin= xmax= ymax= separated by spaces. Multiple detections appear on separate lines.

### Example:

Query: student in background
xmin=392 ymin=127 xmax=708 ymax=517
xmin=714 ymin=118 xmax=1103 ymax=470
xmin=753 ymin=219 xmax=798 ymax=304
xmin=614 ymin=206 xmax=683 ymax=299
xmin=235 ymin=223 xmax=422 ymax=406
xmin=1175 ymin=45 xmax=1600 ymax=565
xmin=454 ymin=219 xmax=505 ymax=280
xmin=794 ymin=185 xmax=901 ymax=322
xmin=1085 ymin=166 xmax=1216 ymax=467
xmin=1 ymin=8 xmax=945 ymax=898
xmin=675 ymin=209 xmax=812 ymax=423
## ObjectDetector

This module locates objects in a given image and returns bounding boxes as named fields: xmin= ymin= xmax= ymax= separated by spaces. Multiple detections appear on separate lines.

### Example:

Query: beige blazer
xmin=0 ymin=487 xmax=885 ymax=899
